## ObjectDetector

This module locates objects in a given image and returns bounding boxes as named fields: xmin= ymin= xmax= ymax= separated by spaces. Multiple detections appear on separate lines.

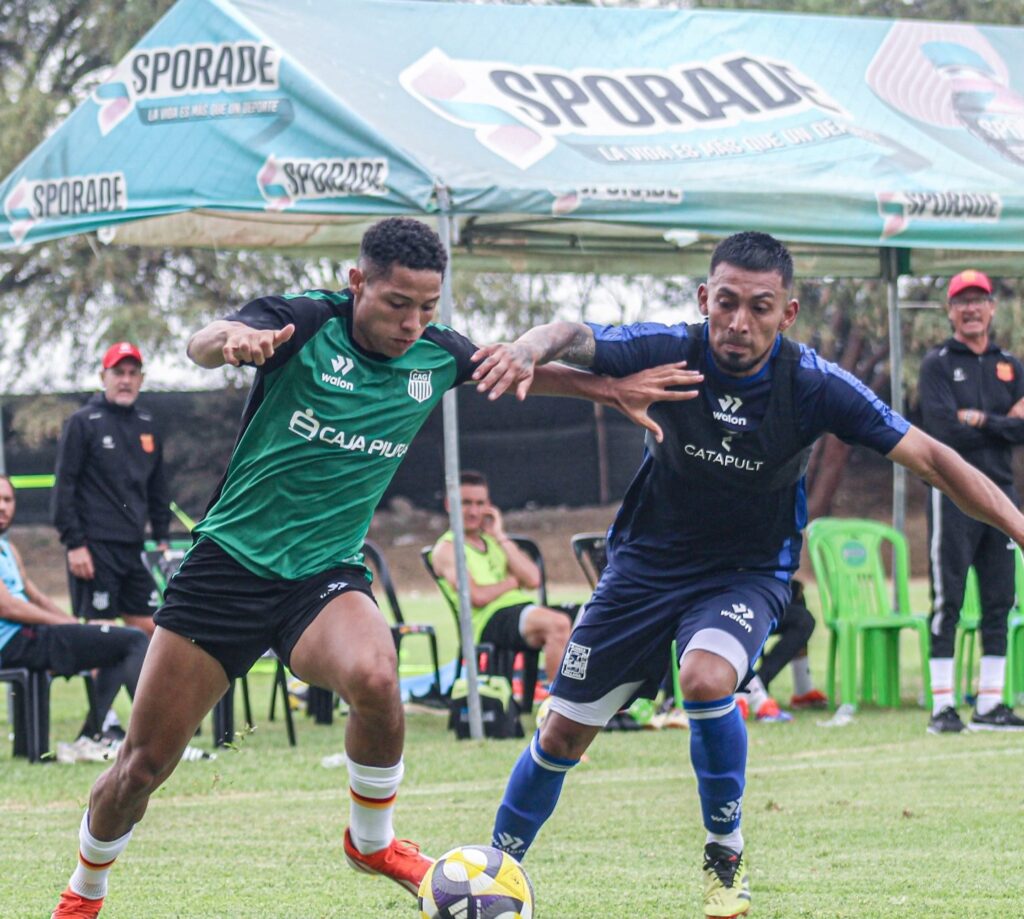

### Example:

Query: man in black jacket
xmin=53 ymin=343 xmax=170 ymax=640
xmin=919 ymin=270 xmax=1024 ymax=734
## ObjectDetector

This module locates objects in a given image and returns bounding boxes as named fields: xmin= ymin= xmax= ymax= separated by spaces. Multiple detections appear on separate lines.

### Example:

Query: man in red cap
xmin=919 ymin=270 xmax=1024 ymax=733
xmin=52 ymin=342 xmax=169 ymax=737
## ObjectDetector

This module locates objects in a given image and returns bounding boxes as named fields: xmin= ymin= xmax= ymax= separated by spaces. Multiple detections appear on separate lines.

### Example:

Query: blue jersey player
xmin=472 ymin=232 xmax=1024 ymax=919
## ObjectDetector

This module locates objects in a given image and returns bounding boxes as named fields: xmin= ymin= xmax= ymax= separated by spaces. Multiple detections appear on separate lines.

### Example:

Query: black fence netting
xmin=2 ymin=386 xmax=647 ymax=526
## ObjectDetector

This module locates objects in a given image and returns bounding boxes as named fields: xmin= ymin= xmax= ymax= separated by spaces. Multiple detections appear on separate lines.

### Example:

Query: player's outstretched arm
xmin=889 ymin=426 xmax=1024 ymax=544
xmin=472 ymin=321 xmax=596 ymax=401
xmin=187 ymin=320 xmax=295 ymax=368
xmin=531 ymin=362 xmax=702 ymax=443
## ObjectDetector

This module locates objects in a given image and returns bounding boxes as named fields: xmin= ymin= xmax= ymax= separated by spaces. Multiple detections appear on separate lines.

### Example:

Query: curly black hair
xmin=711 ymin=231 xmax=793 ymax=288
xmin=359 ymin=217 xmax=447 ymax=280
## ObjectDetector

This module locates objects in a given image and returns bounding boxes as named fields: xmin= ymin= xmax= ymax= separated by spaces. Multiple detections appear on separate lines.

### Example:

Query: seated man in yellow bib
xmin=432 ymin=470 xmax=577 ymax=687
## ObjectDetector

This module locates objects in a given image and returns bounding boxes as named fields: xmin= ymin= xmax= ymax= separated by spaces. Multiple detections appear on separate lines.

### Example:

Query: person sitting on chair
xmin=0 ymin=474 xmax=147 ymax=760
xmin=431 ymin=471 xmax=577 ymax=686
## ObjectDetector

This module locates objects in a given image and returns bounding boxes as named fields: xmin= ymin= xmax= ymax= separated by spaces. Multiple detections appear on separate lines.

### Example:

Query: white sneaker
xmin=55 ymin=736 xmax=114 ymax=764
xmin=93 ymin=737 xmax=215 ymax=763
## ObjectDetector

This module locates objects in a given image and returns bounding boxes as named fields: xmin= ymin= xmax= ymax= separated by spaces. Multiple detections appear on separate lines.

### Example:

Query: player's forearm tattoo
xmin=557 ymin=326 xmax=596 ymax=367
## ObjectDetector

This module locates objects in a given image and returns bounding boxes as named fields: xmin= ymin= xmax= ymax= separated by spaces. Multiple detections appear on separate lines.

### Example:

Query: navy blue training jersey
xmin=588 ymin=320 xmax=909 ymax=584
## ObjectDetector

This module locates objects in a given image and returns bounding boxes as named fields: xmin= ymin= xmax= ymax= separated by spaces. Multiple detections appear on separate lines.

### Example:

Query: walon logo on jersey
xmin=713 ymin=394 xmax=747 ymax=427
xmin=92 ymin=41 xmax=281 ymax=135
xmin=321 ymin=354 xmax=356 ymax=392
xmin=3 ymin=172 xmax=127 ymax=245
xmin=257 ymin=155 xmax=389 ymax=211
xmin=401 ymin=47 xmax=845 ymax=169
xmin=876 ymin=190 xmax=1001 ymax=239
xmin=407 ymin=370 xmax=433 ymax=403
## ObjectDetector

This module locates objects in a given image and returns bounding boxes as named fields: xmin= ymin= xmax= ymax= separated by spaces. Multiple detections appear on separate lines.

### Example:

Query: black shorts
xmin=480 ymin=602 xmax=579 ymax=652
xmin=70 ymin=540 xmax=161 ymax=621
xmin=153 ymin=537 xmax=376 ymax=679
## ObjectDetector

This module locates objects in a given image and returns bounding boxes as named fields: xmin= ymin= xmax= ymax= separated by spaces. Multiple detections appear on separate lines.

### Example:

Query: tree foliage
xmin=0 ymin=1 xmax=324 ymax=390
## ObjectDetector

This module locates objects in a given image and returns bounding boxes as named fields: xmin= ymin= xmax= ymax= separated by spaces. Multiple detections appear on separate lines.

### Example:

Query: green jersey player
xmin=51 ymin=218 xmax=701 ymax=919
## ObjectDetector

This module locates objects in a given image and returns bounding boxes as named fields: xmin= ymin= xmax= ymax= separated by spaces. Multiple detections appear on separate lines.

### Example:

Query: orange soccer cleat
xmin=790 ymin=689 xmax=829 ymax=710
xmin=343 ymin=829 xmax=433 ymax=896
xmin=51 ymin=888 xmax=104 ymax=918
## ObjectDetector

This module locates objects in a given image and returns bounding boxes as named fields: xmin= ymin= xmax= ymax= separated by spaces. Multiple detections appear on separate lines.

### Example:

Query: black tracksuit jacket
xmin=919 ymin=337 xmax=1024 ymax=486
xmin=52 ymin=393 xmax=170 ymax=548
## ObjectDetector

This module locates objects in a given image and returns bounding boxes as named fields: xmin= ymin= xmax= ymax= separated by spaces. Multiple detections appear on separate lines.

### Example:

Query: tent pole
xmin=885 ymin=247 xmax=906 ymax=536
xmin=437 ymin=190 xmax=484 ymax=740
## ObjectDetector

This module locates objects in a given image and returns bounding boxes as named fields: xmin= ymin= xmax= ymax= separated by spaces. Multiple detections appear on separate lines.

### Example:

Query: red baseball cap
xmin=101 ymin=342 xmax=143 ymax=369
xmin=947 ymin=269 xmax=993 ymax=300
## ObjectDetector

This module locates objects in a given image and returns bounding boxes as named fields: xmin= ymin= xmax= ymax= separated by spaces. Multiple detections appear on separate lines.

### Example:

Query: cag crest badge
xmin=407 ymin=370 xmax=433 ymax=403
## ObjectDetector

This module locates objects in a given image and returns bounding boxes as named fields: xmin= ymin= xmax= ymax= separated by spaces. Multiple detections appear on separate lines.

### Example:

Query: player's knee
xmin=538 ymin=716 xmax=590 ymax=761
xmin=345 ymin=659 xmax=400 ymax=709
xmin=678 ymin=664 xmax=736 ymax=701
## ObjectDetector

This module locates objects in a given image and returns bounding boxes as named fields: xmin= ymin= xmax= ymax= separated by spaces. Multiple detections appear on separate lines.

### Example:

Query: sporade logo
xmin=4 ymin=172 xmax=127 ymax=245
xmin=402 ymin=48 xmax=845 ymax=168
xmin=93 ymin=41 xmax=280 ymax=135
xmin=257 ymin=155 xmax=389 ymax=211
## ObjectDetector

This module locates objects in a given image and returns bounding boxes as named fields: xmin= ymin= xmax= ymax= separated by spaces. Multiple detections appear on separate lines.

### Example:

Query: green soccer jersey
xmin=195 ymin=289 xmax=477 ymax=579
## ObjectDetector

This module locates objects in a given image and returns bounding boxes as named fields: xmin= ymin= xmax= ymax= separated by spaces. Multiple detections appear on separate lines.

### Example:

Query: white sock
xmin=68 ymin=811 xmax=133 ymax=900
xmin=347 ymin=758 xmax=403 ymax=854
xmin=744 ymin=675 xmax=769 ymax=713
xmin=101 ymin=710 xmax=121 ymax=732
xmin=976 ymin=656 xmax=1006 ymax=715
xmin=930 ymin=658 xmax=954 ymax=715
xmin=707 ymin=829 xmax=744 ymax=853
xmin=790 ymin=656 xmax=814 ymax=696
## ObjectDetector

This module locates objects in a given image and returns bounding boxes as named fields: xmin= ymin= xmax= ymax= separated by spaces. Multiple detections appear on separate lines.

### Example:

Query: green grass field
xmin=5 ymin=584 xmax=1024 ymax=918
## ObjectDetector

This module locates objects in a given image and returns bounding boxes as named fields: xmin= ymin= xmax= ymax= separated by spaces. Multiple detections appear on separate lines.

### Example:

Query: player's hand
xmin=609 ymin=362 xmax=703 ymax=443
xmin=1008 ymin=398 xmax=1024 ymax=420
xmin=482 ymin=505 xmax=506 ymax=539
xmin=67 ymin=545 xmax=95 ymax=580
xmin=471 ymin=342 xmax=537 ymax=401
xmin=222 ymin=323 xmax=295 ymax=367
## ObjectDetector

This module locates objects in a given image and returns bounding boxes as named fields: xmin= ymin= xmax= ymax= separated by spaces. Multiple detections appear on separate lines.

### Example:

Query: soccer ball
xmin=418 ymin=845 xmax=534 ymax=919
xmin=534 ymin=696 xmax=552 ymax=731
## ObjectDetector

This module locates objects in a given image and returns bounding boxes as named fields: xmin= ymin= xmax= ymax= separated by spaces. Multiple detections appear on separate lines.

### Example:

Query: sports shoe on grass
xmin=927 ymin=706 xmax=967 ymax=734
xmin=51 ymin=887 xmax=103 ymax=918
xmin=56 ymin=736 xmax=113 ymax=764
xmin=343 ymin=829 xmax=433 ymax=896
xmin=702 ymin=843 xmax=751 ymax=918
xmin=98 ymin=738 xmax=216 ymax=762
xmin=969 ymin=703 xmax=1024 ymax=731
xmin=734 ymin=696 xmax=749 ymax=721
xmin=790 ymin=689 xmax=829 ymax=709
xmin=754 ymin=698 xmax=793 ymax=722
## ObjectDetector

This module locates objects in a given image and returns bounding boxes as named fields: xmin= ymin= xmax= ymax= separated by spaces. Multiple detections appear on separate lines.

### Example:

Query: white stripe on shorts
xmin=547 ymin=681 xmax=644 ymax=727
xmin=682 ymin=628 xmax=749 ymax=691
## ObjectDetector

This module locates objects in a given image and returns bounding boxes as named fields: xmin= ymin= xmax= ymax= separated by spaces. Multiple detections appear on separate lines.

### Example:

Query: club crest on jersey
xmin=997 ymin=361 xmax=1015 ymax=382
xmin=139 ymin=433 xmax=155 ymax=453
xmin=407 ymin=370 xmax=433 ymax=403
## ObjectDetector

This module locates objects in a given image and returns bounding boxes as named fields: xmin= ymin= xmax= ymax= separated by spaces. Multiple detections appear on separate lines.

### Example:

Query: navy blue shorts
xmin=551 ymin=567 xmax=790 ymax=708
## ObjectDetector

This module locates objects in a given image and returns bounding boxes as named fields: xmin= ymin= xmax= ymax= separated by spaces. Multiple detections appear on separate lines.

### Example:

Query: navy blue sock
xmin=685 ymin=696 xmax=747 ymax=834
xmin=491 ymin=732 xmax=579 ymax=860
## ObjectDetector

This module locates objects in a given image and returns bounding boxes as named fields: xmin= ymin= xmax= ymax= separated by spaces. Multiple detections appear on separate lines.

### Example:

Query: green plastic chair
xmin=1002 ymin=549 xmax=1024 ymax=705
xmin=806 ymin=517 xmax=931 ymax=709
xmin=954 ymin=554 xmax=1024 ymax=707
xmin=952 ymin=567 xmax=981 ymax=706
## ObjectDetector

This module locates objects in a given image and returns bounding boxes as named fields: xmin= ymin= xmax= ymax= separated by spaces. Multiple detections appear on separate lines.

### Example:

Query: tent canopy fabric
xmin=3 ymin=0 xmax=1024 ymax=275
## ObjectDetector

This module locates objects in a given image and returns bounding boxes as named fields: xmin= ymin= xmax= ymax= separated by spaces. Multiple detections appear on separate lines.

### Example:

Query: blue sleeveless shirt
xmin=0 ymin=536 xmax=26 ymax=654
